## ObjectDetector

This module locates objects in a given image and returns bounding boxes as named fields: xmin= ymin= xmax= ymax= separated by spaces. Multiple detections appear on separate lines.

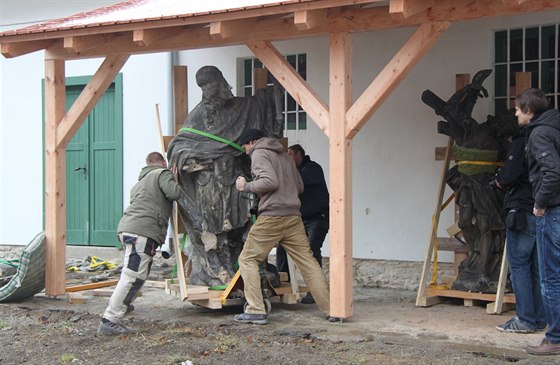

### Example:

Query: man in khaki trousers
xmin=233 ymin=129 xmax=330 ymax=325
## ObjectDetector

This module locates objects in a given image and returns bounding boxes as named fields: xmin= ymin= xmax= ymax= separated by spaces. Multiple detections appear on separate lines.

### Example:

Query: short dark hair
xmin=515 ymin=88 xmax=549 ymax=115
xmin=146 ymin=152 xmax=165 ymax=165
xmin=288 ymin=144 xmax=305 ymax=157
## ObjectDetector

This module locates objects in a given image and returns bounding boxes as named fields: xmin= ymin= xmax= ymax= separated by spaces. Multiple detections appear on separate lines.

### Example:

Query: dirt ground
xmin=1 ymin=279 xmax=559 ymax=365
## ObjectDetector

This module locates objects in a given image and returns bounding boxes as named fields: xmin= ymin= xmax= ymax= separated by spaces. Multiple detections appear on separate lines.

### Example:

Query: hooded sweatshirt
xmin=117 ymin=165 xmax=182 ymax=245
xmin=245 ymin=137 xmax=303 ymax=216
xmin=526 ymin=108 xmax=560 ymax=209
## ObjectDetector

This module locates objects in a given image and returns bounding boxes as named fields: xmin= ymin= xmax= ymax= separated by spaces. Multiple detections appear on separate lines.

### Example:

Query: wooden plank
xmin=281 ymin=293 xmax=299 ymax=304
xmin=286 ymin=254 xmax=300 ymax=298
xmin=91 ymin=289 xmax=114 ymax=297
xmin=44 ymin=58 xmax=67 ymax=297
xmin=424 ymin=288 xmax=517 ymax=304
xmin=416 ymin=295 xmax=443 ymax=307
xmin=246 ymin=40 xmax=330 ymax=137
xmin=66 ymin=279 xmax=119 ymax=292
xmin=328 ymin=32 xmax=353 ymax=319
xmin=173 ymin=66 xmax=188 ymax=135
xmin=346 ymin=21 xmax=450 ymax=139
xmin=64 ymin=34 xmax=115 ymax=53
xmin=253 ymin=68 xmax=268 ymax=90
xmin=56 ymin=54 xmax=129 ymax=148
xmin=133 ymin=28 xmax=181 ymax=47
xmin=189 ymin=298 xmax=223 ymax=309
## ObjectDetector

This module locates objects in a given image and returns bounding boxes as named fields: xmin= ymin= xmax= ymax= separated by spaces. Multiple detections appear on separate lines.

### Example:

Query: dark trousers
xmin=276 ymin=214 xmax=329 ymax=274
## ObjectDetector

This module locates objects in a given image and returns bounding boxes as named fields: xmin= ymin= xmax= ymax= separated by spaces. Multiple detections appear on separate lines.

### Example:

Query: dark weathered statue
xmin=167 ymin=66 xmax=283 ymax=287
xmin=422 ymin=69 xmax=517 ymax=293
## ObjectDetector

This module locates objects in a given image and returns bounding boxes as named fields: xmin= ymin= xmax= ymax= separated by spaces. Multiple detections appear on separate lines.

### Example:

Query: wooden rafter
xmin=294 ymin=9 xmax=328 ymax=30
xmin=64 ymin=34 xmax=117 ymax=53
xmin=246 ymin=40 xmax=330 ymax=136
xmin=0 ymin=39 xmax=54 ymax=58
xmin=56 ymin=54 xmax=130 ymax=148
xmin=389 ymin=0 xmax=435 ymax=20
xmin=346 ymin=21 xmax=451 ymax=139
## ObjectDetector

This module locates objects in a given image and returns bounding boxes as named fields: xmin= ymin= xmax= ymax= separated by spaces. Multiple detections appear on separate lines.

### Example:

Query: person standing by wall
xmin=514 ymin=88 xmax=560 ymax=356
xmin=276 ymin=144 xmax=329 ymax=304
xmin=97 ymin=152 xmax=183 ymax=335
xmin=494 ymin=118 xmax=545 ymax=334
xmin=234 ymin=129 xmax=330 ymax=324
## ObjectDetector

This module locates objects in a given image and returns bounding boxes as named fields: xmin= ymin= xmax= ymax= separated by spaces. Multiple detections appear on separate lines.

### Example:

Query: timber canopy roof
xmin=1 ymin=0 xmax=558 ymax=60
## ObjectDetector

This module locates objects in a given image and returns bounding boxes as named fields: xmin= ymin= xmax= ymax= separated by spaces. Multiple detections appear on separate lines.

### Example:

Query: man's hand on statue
xmin=171 ymin=166 xmax=178 ymax=180
xmin=533 ymin=207 xmax=546 ymax=217
xmin=236 ymin=176 xmax=247 ymax=191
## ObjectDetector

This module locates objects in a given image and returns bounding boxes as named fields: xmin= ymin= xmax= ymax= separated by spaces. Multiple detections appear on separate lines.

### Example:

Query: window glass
xmin=494 ymin=64 xmax=507 ymax=97
xmin=542 ymin=25 xmax=556 ymax=59
xmin=509 ymin=29 xmax=523 ymax=62
xmin=495 ymin=31 xmax=508 ymax=63
xmin=525 ymin=27 xmax=539 ymax=61
xmin=542 ymin=61 xmax=555 ymax=93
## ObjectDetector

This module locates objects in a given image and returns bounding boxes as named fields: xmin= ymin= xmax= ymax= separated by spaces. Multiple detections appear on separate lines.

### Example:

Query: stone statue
xmin=422 ymin=69 xmax=517 ymax=293
xmin=167 ymin=65 xmax=283 ymax=287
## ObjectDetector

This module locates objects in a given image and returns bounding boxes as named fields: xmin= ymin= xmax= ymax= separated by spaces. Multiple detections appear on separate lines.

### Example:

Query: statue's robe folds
xmin=168 ymin=87 xmax=282 ymax=287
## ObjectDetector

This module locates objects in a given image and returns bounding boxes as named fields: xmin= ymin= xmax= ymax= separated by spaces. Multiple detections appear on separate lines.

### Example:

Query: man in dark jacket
xmin=276 ymin=144 xmax=329 ymax=304
xmin=514 ymin=88 xmax=560 ymax=356
xmin=495 ymin=123 xmax=545 ymax=334
xmin=234 ymin=129 xmax=330 ymax=325
xmin=98 ymin=152 xmax=182 ymax=335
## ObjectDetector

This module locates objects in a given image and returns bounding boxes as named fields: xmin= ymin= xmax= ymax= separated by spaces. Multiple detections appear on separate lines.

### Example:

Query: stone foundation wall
xmin=0 ymin=244 xmax=454 ymax=291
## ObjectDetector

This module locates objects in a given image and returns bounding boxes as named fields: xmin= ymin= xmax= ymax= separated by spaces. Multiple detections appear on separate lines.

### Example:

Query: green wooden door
xmin=65 ymin=75 xmax=123 ymax=247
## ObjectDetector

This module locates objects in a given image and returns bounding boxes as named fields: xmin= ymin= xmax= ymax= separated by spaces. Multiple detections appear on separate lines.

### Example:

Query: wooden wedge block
xmin=66 ymin=292 xmax=88 ymax=304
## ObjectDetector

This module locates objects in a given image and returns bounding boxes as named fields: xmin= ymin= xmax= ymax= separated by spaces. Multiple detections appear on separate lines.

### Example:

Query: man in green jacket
xmin=233 ymin=129 xmax=330 ymax=325
xmin=98 ymin=152 xmax=182 ymax=335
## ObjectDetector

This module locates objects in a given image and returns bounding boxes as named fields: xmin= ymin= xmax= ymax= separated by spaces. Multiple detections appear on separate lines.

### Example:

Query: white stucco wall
xmin=0 ymin=1 xmax=557 ymax=265
xmin=0 ymin=1 xmax=173 ymax=245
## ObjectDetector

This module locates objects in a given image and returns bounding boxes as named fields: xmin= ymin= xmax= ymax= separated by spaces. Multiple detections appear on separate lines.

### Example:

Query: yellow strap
xmin=457 ymin=160 xmax=504 ymax=167
xmin=429 ymin=215 xmax=450 ymax=290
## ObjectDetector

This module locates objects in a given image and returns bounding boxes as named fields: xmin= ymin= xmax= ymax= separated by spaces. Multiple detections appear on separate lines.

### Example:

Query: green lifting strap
xmin=179 ymin=127 xmax=245 ymax=152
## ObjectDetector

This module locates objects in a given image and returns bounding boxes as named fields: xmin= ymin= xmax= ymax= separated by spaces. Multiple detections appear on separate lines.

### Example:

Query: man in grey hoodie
xmin=97 ymin=152 xmax=182 ymax=335
xmin=234 ymin=129 xmax=330 ymax=324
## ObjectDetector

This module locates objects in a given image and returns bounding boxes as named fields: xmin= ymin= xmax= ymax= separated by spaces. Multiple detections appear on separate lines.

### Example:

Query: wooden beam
xmin=56 ymin=54 xmax=129 ymax=148
xmin=39 ymin=0 xmax=559 ymax=61
xmin=0 ymin=39 xmax=54 ymax=58
xmin=346 ymin=22 xmax=450 ymax=139
xmin=64 ymin=34 xmax=116 ymax=53
xmin=173 ymin=65 xmax=188 ymax=135
xmin=246 ymin=40 xmax=330 ymax=136
xmin=390 ymin=0 xmax=435 ymax=20
xmin=294 ymin=9 xmax=328 ymax=30
xmin=44 ymin=58 xmax=66 ymax=297
xmin=328 ymin=32 xmax=353 ymax=319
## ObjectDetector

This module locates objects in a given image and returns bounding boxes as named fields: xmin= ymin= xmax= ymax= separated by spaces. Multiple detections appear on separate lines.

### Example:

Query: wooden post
xmin=173 ymin=65 xmax=188 ymax=135
xmin=329 ymin=32 xmax=353 ymax=319
xmin=44 ymin=58 xmax=67 ymax=296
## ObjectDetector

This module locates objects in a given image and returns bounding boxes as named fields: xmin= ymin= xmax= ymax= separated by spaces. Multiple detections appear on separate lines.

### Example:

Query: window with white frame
xmin=239 ymin=54 xmax=307 ymax=132
xmin=493 ymin=24 xmax=559 ymax=113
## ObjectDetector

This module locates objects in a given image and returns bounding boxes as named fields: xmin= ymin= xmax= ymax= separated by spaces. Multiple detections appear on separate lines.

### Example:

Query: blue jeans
xmin=536 ymin=206 xmax=560 ymax=343
xmin=506 ymin=211 xmax=545 ymax=329
xmin=276 ymin=214 xmax=329 ymax=272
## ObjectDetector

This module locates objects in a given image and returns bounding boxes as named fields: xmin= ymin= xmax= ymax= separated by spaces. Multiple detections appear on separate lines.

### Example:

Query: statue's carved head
xmin=196 ymin=66 xmax=233 ymax=102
